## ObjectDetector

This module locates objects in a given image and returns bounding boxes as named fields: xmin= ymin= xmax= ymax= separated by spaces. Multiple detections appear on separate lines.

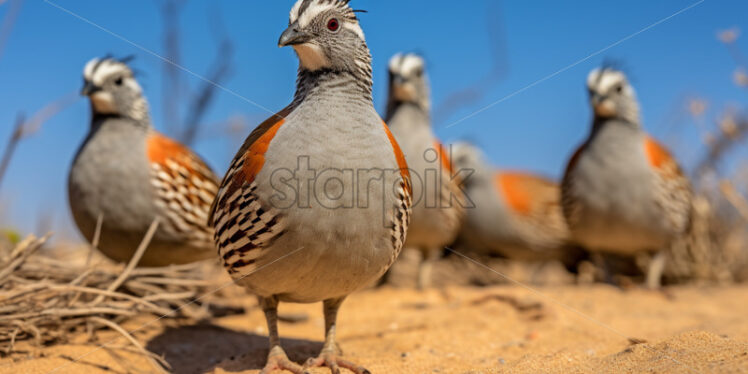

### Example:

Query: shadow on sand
xmin=146 ymin=324 xmax=322 ymax=374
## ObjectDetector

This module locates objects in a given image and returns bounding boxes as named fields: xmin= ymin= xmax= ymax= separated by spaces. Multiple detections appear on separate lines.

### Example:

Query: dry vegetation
xmin=662 ymin=27 xmax=748 ymax=284
xmin=0 ymin=222 xmax=238 ymax=373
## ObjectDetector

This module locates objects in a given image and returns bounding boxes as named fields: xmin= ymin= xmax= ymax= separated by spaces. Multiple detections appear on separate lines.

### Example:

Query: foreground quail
xmin=69 ymin=57 xmax=218 ymax=266
xmin=451 ymin=142 xmax=572 ymax=263
xmin=385 ymin=53 xmax=465 ymax=289
xmin=209 ymin=1 xmax=411 ymax=373
xmin=562 ymin=67 xmax=692 ymax=288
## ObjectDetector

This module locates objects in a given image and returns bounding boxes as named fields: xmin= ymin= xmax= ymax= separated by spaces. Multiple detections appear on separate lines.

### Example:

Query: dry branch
xmin=158 ymin=0 xmax=235 ymax=146
xmin=0 ymin=231 xmax=237 ymax=370
xmin=720 ymin=181 xmax=748 ymax=221
xmin=0 ymin=0 xmax=23 ymax=62
xmin=0 ymin=93 xmax=77 ymax=191
xmin=160 ymin=0 xmax=185 ymax=135
xmin=433 ymin=1 xmax=509 ymax=125
xmin=695 ymin=115 xmax=748 ymax=179
xmin=181 ymin=37 xmax=234 ymax=145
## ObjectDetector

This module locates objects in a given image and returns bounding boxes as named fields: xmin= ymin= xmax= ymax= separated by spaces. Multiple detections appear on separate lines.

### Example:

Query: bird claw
xmin=304 ymin=349 xmax=370 ymax=374
xmin=260 ymin=346 xmax=304 ymax=374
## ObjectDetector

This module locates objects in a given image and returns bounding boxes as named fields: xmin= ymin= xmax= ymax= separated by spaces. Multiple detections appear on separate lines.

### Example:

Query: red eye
xmin=327 ymin=18 xmax=339 ymax=32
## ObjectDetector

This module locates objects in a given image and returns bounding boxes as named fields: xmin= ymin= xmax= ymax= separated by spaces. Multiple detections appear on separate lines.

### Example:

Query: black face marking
xmin=297 ymin=0 xmax=315 ymax=20
xmin=89 ymin=58 xmax=132 ymax=84
xmin=296 ymin=0 xmax=358 ymax=25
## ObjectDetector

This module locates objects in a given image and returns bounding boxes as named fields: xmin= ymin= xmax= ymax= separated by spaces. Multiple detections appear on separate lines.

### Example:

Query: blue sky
xmin=1 ymin=0 xmax=746 ymax=238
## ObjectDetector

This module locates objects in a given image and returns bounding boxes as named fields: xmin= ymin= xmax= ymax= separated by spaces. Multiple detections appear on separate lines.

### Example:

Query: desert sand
xmin=2 ymin=282 xmax=747 ymax=374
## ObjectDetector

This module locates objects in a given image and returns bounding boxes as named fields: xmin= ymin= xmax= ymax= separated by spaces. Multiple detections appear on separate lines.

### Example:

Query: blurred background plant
xmin=667 ymin=26 xmax=748 ymax=283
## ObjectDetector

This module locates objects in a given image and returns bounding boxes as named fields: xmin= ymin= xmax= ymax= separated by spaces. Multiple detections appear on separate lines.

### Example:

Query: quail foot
xmin=69 ymin=57 xmax=219 ymax=266
xmin=561 ymin=67 xmax=692 ymax=289
xmin=451 ymin=142 xmax=574 ymax=264
xmin=209 ymin=1 xmax=412 ymax=373
xmin=385 ymin=53 xmax=465 ymax=289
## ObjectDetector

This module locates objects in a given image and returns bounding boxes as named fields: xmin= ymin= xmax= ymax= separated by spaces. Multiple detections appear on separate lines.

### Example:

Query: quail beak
xmin=278 ymin=23 xmax=312 ymax=47
xmin=81 ymin=81 xmax=101 ymax=96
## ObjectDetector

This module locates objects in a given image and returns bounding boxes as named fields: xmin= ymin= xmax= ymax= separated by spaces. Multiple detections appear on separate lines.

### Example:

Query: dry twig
xmin=0 ymin=0 xmax=23 ymax=62
xmin=433 ymin=1 xmax=509 ymax=125
xmin=0 ymin=93 xmax=77 ymax=191
xmin=720 ymin=181 xmax=748 ymax=221
xmin=158 ymin=0 xmax=235 ymax=146
xmin=0 ymin=230 xmax=235 ymax=370
xmin=695 ymin=115 xmax=748 ymax=179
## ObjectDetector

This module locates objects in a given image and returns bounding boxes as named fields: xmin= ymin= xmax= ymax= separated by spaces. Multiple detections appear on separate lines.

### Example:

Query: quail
xmin=451 ymin=142 xmax=572 ymax=263
xmin=384 ymin=53 xmax=465 ymax=289
xmin=68 ymin=57 xmax=219 ymax=266
xmin=209 ymin=1 xmax=411 ymax=373
xmin=561 ymin=67 xmax=692 ymax=289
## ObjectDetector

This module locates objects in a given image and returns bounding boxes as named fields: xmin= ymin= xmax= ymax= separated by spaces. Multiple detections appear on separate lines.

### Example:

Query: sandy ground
xmin=2 ymin=282 xmax=747 ymax=374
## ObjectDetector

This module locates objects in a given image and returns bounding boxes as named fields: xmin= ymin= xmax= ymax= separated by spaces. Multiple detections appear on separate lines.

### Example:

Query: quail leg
xmin=593 ymin=253 xmax=615 ymax=285
xmin=304 ymin=298 xmax=370 ymax=374
xmin=646 ymin=250 xmax=666 ymax=290
xmin=417 ymin=247 xmax=441 ymax=289
xmin=259 ymin=297 xmax=304 ymax=374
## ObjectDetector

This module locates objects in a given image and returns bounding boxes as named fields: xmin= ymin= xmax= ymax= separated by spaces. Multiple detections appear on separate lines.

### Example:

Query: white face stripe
xmin=388 ymin=53 xmax=404 ymax=72
xmin=587 ymin=69 xmax=626 ymax=94
xmin=389 ymin=54 xmax=424 ymax=76
xmin=298 ymin=3 xmax=336 ymax=27
xmin=83 ymin=59 xmax=132 ymax=86
xmin=289 ymin=0 xmax=364 ymax=40
xmin=400 ymin=55 xmax=424 ymax=76
xmin=342 ymin=22 xmax=365 ymax=41
xmin=83 ymin=58 xmax=100 ymax=81
xmin=124 ymin=76 xmax=144 ymax=95
xmin=289 ymin=0 xmax=304 ymax=23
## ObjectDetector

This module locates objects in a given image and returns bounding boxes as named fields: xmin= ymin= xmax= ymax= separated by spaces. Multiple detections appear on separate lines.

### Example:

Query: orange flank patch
xmin=433 ymin=141 xmax=454 ymax=174
xmin=146 ymin=132 xmax=196 ymax=172
xmin=382 ymin=121 xmax=412 ymax=193
xmin=241 ymin=119 xmax=285 ymax=184
xmin=495 ymin=173 xmax=532 ymax=216
xmin=644 ymin=136 xmax=674 ymax=170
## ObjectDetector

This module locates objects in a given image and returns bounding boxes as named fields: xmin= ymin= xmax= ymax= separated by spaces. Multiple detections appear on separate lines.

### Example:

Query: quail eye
xmin=327 ymin=18 xmax=340 ymax=32
xmin=615 ymin=85 xmax=623 ymax=93
xmin=114 ymin=77 xmax=123 ymax=86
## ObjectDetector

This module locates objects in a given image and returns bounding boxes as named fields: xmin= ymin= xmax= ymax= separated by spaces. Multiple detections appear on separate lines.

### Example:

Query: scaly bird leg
xmin=417 ymin=247 xmax=441 ymax=290
xmin=258 ymin=296 xmax=304 ymax=374
xmin=304 ymin=298 xmax=370 ymax=374
xmin=646 ymin=250 xmax=666 ymax=290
